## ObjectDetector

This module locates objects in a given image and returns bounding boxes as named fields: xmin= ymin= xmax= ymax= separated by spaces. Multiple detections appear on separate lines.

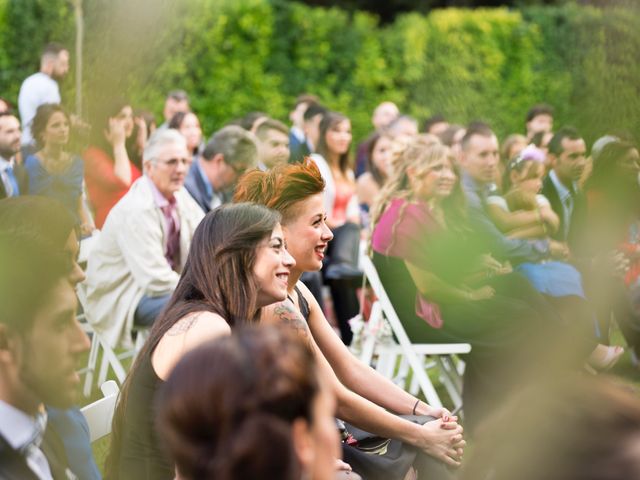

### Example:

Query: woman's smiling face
xmin=281 ymin=193 xmax=334 ymax=273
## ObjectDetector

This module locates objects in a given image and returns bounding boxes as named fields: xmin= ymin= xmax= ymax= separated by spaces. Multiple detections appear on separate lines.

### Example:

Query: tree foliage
xmin=0 ymin=0 xmax=638 ymax=145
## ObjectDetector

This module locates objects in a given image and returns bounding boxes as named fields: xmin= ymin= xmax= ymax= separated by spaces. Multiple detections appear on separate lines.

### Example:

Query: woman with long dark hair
xmin=584 ymin=140 xmax=640 ymax=365
xmin=157 ymin=325 xmax=340 ymax=480
xmin=24 ymin=103 xmax=94 ymax=233
xmin=83 ymin=99 xmax=142 ymax=228
xmin=168 ymin=111 xmax=203 ymax=162
xmin=311 ymin=111 xmax=361 ymax=344
xmin=107 ymin=203 xmax=295 ymax=479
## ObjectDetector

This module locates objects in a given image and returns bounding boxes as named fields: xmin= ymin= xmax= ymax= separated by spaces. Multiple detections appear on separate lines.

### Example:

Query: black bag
xmin=340 ymin=415 xmax=455 ymax=480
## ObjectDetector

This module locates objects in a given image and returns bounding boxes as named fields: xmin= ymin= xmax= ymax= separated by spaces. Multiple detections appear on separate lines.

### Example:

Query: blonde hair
xmin=370 ymin=137 xmax=457 ymax=255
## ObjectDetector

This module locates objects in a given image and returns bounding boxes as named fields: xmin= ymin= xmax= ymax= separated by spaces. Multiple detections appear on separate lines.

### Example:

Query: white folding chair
xmin=359 ymin=255 xmax=471 ymax=411
xmin=80 ymin=380 xmax=120 ymax=442
xmin=77 ymin=285 xmax=148 ymax=397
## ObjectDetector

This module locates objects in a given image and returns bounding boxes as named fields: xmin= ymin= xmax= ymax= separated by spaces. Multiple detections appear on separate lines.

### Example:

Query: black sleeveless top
xmin=293 ymin=285 xmax=310 ymax=323
xmin=117 ymin=351 xmax=173 ymax=480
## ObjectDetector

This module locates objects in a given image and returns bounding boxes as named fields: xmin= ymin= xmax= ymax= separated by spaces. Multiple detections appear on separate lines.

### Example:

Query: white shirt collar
xmin=549 ymin=169 xmax=575 ymax=201
xmin=0 ymin=156 xmax=13 ymax=171
xmin=0 ymin=400 xmax=41 ymax=449
xmin=290 ymin=126 xmax=305 ymax=142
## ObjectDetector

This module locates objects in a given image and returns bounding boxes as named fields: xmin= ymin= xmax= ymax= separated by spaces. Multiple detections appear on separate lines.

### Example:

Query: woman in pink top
xmin=370 ymin=137 xmax=582 ymax=432
xmin=83 ymin=100 xmax=142 ymax=228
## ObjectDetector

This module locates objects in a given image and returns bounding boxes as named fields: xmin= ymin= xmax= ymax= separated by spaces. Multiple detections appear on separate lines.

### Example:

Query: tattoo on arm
xmin=166 ymin=313 xmax=202 ymax=336
xmin=274 ymin=303 xmax=310 ymax=339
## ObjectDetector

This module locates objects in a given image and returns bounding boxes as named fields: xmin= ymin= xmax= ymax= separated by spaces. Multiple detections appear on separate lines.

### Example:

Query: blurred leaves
xmin=0 ymin=0 xmax=638 ymax=145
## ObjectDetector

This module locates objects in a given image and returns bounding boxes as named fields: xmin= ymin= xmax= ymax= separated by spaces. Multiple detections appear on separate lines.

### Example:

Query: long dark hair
xmin=586 ymin=141 xmax=639 ymax=202
xmin=316 ymin=111 xmax=352 ymax=174
xmin=107 ymin=203 xmax=282 ymax=478
xmin=156 ymin=325 xmax=320 ymax=480
xmin=366 ymin=133 xmax=391 ymax=187
xmin=88 ymin=97 xmax=133 ymax=154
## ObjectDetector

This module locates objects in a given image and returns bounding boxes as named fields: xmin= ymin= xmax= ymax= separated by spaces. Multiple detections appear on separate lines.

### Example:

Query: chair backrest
xmin=80 ymin=380 xmax=120 ymax=442
xmin=361 ymin=255 xmax=418 ymax=353
xmin=361 ymin=255 xmax=471 ymax=408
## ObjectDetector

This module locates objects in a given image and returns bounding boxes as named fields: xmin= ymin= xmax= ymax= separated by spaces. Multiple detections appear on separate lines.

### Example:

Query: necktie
xmin=19 ymin=411 xmax=53 ymax=480
xmin=3 ymin=164 xmax=20 ymax=197
xmin=563 ymin=188 xmax=575 ymax=240
xmin=161 ymin=204 xmax=181 ymax=271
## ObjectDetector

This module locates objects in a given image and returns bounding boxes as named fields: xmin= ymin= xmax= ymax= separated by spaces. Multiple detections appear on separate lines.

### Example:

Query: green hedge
xmin=0 ymin=0 xmax=638 ymax=145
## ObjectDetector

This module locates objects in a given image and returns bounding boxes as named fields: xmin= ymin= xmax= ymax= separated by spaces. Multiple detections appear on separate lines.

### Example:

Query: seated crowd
xmin=2 ymin=42 xmax=640 ymax=480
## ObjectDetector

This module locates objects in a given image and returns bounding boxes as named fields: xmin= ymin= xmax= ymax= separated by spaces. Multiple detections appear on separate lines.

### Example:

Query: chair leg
xmin=83 ymin=333 xmax=100 ymax=397
xmin=436 ymin=356 xmax=463 ymax=412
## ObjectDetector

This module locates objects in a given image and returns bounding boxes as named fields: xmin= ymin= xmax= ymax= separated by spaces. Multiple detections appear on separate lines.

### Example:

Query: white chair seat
xmin=81 ymin=380 xmax=120 ymax=442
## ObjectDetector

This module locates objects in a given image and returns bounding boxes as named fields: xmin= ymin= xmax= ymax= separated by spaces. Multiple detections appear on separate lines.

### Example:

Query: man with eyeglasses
xmin=184 ymin=125 xmax=258 ymax=213
xmin=81 ymin=129 xmax=204 ymax=348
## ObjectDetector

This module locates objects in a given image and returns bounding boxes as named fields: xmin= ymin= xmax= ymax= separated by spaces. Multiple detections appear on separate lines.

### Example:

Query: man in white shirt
xmin=0 ymin=217 xmax=90 ymax=479
xmin=156 ymin=90 xmax=190 ymax=131
xmin=18 ymin=43 xmax=70 ymax=150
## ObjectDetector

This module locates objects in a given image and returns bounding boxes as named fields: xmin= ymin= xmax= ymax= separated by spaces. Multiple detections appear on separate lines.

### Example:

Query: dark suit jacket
xmin=0 ymin=426 xmax=74 ymax=480
xmin=289 ymin=138 xmax=311 ymax=164
xmin=541 ymin=173 xmax=588 ymax=251
xmin=0 ymin=162 xmax=28 ymax=199
xmin=184 ymin=160 xmax=212 ymax=214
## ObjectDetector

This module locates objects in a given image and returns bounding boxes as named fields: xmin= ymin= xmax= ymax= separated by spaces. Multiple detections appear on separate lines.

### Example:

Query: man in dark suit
xmin=184 ymin=125 xmax=257 ymax=213
xmin=289 ymin=103 xmax=327 ymax=164
xmin=0 ymin=112 xmax=28 ymax=198
xmin=541 ymin=126 xmax=588 ymax=251
xmin=288 ymin=94 xmax=318 ymax=161
xmin=0 ymin=216 xmax=90 ymax=479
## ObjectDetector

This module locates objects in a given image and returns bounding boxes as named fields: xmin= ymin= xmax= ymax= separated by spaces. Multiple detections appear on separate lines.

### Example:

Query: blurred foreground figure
xmin=460 ymin=374 xmax=640 ymax=480
xmin=157 ymin=326 xmax=341 ymax=480
xmin=0 ymin=211 xmax=90 ymax=479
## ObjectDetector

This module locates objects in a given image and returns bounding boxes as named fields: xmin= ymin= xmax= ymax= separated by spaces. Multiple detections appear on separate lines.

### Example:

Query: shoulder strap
xmin=294 ymin=285 xmax=311 ymax=323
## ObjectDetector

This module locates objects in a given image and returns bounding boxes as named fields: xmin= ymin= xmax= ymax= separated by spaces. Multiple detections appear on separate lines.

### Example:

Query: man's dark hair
xmin=0 ymin=228 xmax=68 ymax=332
xmin=42 ymin=42 xmax=67 ymax=59
xmin=423 ymin=114 xmax=447 ymax=133
xmin=202 ymin=125 xmax=257 ymax=168
xmin=303 ymin=104 xmax=327 ymax=122
xmin=167 ymin=90 xmax=189 ymax=103
xmin=293 ymin=94 xmax=320 ymax=109
xmin=461 ymin=121 xmax=494 ymax=150
xmin=548 ymin=126 xmax=582 ymax=156
xmin=526 ymin=103 xmax=554 ymax=123
xmin=255 ymin=118 xmax=288 ymax=140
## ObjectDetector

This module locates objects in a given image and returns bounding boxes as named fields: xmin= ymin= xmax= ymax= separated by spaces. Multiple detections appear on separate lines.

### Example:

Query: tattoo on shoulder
xmin=166 ymin=313 xmax=202 ymax=336
xmin=274 ymin=303 xmax=309 ymax=338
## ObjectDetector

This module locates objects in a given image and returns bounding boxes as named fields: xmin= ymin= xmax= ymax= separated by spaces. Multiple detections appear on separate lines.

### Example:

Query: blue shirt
xmin=460 ymin=171 xmax=549 ymax=264
xmin=24 ymin=154 xmax=84 ymax=223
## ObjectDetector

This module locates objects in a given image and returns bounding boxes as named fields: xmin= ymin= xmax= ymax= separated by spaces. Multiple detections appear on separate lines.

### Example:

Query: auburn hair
xmin=234 ymin=159 xmax=325 ymax=224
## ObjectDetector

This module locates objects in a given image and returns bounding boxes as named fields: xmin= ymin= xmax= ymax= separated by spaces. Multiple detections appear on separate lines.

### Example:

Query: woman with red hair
xmin=235 ymin=160 xmax=464 ymax=480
